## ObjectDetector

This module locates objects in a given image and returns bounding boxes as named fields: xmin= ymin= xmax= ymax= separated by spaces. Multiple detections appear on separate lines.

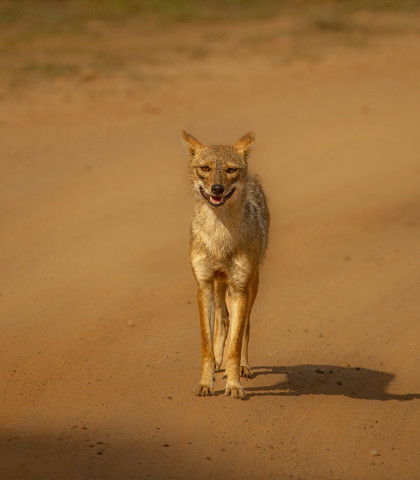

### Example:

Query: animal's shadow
xmin=238 ymin=365 xmax=420 ymax=401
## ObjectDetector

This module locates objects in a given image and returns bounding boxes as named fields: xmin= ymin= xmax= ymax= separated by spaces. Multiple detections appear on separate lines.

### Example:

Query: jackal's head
xmin=181 ymin=131 xmax=254 ymax=208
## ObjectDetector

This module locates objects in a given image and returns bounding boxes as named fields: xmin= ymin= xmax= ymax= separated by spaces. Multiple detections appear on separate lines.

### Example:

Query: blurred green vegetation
xmin=1 ymin=0 xmax=420 ymax=32
xmin=1 ymin=0 xmax=419 ymax=87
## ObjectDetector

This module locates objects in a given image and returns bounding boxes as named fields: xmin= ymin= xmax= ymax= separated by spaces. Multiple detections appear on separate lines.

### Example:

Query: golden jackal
xmin=182 ymin=130 xmax=269 ymax=400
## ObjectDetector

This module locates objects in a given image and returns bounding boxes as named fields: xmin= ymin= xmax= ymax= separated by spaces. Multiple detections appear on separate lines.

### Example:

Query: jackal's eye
xmin=226 ymin=168 xmax=238 ymax=174
xmin=200 ymin=166 xmax=210 ymax=172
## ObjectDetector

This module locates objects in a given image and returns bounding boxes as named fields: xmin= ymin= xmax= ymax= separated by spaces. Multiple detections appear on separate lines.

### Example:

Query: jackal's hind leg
xmin=213 ymin=279 xmax=229 ymax=372
xmin=240 ymin=271 xmax=259 ymax=379
xmin=240 ymin=316 xmax=252 ymax=378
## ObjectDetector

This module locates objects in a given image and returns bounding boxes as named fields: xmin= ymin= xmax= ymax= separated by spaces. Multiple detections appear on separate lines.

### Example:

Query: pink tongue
xmin=211 ymin=196 xmax=222 ymax=203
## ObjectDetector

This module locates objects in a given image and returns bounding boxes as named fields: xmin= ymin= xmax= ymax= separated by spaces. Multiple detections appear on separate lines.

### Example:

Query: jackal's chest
xmin=190 ymin=243 xmax=253 ymax=290
xmin=190 ymin=223 xmax=254 ymax=289
xmin=202 ymin=226 xmax=237 ymax=256
xmin=191 ymin=213 xmax=239 ymax=259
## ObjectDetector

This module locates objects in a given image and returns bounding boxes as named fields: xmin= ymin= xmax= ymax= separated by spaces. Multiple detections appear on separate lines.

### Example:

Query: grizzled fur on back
xmin=181 ymin=130 xmax=269 ymax=400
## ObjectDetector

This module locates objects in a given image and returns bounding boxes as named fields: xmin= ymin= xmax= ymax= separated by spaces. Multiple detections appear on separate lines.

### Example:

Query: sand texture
xmin=1 ymin=11 xmax=420 ymax=480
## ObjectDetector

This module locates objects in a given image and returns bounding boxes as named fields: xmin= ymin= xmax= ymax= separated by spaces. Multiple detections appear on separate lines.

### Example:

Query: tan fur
xmin=181 ymin=130 xmax=269 ymax=399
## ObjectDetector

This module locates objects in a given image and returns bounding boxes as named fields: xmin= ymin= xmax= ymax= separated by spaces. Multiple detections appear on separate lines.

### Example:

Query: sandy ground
xmin=1 ymin=12 xmax=420 ymax=480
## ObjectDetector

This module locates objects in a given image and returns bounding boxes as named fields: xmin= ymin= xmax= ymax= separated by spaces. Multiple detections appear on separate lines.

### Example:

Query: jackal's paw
xmin=193 ymin=384 xmax=214 ymax=397
xmin=224 ymin=384 xmax=247 ymax=400
xmin=240 ymin=365 xmax=253 ymax=378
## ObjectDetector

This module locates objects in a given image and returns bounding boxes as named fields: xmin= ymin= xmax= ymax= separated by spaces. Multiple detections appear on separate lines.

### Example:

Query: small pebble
xmin=127 ymin=320 xmax=135 ymax=327
xmin=370 ymin=450 xmax=379 ymax=456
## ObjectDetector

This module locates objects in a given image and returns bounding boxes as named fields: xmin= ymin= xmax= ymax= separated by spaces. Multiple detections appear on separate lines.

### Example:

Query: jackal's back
xmin=246 ymin=174 xmax=270 ymax=262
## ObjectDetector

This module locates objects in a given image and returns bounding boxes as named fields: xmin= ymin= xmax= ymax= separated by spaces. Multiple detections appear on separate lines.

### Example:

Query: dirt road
xmin=1 ymin=12 xmax=419 ymax=480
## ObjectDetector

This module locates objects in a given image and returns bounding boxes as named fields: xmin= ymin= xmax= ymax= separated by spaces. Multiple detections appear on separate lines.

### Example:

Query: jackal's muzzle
xmin=200 ymin=186 xmax=235 ymax=207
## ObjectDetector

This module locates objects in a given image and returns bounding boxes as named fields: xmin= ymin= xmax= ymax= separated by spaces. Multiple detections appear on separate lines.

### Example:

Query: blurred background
xmin=3 ymin=0 xmax=420 ymax=96
xmin=1 ymin=1 xmax=420 ymax=480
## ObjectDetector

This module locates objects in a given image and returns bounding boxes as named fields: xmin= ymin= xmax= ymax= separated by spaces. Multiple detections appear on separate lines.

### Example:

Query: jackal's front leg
xmin=214 ymin=280 xmax=229 ymax=372
xmin=224 ymin=289 xmax=248 ymax=400
xmin=193 ymin=281 xmax=216 ymax=397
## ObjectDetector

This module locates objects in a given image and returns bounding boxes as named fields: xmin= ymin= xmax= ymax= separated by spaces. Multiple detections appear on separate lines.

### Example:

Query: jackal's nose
xmin=211 ymin=184 xmax=225 ymax=195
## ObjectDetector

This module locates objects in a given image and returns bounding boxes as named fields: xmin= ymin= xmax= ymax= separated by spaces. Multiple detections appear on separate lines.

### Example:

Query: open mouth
xmin=200 ymin=187 xmax=235 ymax=207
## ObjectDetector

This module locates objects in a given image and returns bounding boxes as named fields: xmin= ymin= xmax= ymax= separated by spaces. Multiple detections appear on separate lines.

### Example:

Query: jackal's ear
xmin=181 ymin=130 xmax=204 ymax=157
xmin=234 ymin=131 xmax=255 ymax=158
